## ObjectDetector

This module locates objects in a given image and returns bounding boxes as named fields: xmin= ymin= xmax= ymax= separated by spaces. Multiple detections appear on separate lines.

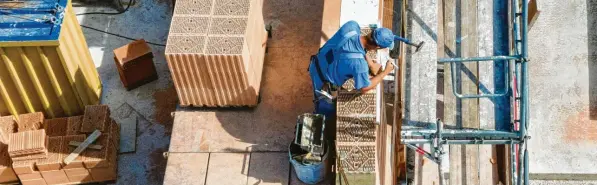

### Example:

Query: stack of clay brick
xmin=165 ymin=0 xmax=267 ymax=107
xmin=0 ymin=105 xmax=119 ymax=185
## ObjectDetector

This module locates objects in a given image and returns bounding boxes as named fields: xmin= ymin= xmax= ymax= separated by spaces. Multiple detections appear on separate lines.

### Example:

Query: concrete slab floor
xmin=72 ymin=0 xmax=175 ymax=184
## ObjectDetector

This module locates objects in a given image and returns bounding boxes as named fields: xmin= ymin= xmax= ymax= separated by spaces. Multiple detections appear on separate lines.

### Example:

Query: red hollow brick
xmin=43 ymin=118 xmax=68 ymax=137
xmin=21 ymin=178 xmax=47 ymax=185
xmin=0 ymin=116 xmax=16 ymax=143
xmin=40 ymin=170 xmax=69 ymax=185
xmin=17 ymin=113 xmax=44 ymax=132
xmin=65 ymin=116 xmax=83 ymax=136
xmin=64 ymin=168 xmax=93 ymax=183
xmin=36 ymin=137 xmax=63 ymax=171
xmin=113 ymin=40 xmax=159 ymax=91
xmin=8 ymin=130 xmax=47 ymax=157
xmin=60 ymin=135 xmax=86 ymax=169
xmin=80 ymin=105 xmax=110 ymax=133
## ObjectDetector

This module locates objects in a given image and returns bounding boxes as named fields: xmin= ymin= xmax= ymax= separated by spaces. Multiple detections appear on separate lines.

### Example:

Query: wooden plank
xmin=63 ymin=130 xmax=101 ymax=165
xmin=443 ymin=0 xmax=461 ymax=184
xmin=407 ymin=0 xmax=439 ymax=184
xmin=68 ymin=141 xmax=102 ymax=150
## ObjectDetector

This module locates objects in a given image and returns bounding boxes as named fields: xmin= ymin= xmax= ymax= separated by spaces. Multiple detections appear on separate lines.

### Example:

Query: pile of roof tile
xmin=0 ymin=105 xmax=120 ymax=185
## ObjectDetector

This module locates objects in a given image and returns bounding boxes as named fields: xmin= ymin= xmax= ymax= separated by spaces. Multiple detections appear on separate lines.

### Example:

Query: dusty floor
xmin=73 ymin=0 xmax=175 ymax=184
xmin=163 ymin=0 xmax=329 ymax=184
xmin=74 ymin=0 xmax=326 ymax=184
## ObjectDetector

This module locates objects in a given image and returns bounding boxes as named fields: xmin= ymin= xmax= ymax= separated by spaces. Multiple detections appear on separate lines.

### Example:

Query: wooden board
xmin=64 ymin=130 xmax=100 ymax=165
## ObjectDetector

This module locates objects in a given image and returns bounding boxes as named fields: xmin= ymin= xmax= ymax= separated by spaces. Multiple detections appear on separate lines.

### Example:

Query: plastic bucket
xmin=289 ymin=141 xmax=329 ymax=184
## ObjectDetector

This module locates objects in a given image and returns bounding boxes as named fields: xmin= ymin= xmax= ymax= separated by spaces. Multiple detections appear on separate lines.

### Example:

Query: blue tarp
xmin=0 ymin=0 xmax=67 ymax=42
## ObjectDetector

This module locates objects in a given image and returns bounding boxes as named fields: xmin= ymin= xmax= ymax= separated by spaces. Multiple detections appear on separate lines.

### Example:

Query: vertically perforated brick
xmin=40 ymin=170 xmax=69 ymax=185
xmin=12 ymin=160 xmax=35 ymax=175
xmin=82 ymin=133 xmax=110 ymax=168
xmin=17 ymin=171 xmax=41 ymax=181
xmin=0 ymin=144 xmax=17 ymax=183
xmin=213 ymin=0 xmax=250 ymax=16
xmin=17 ymin=113 xmax=44 ymax=132
xmin=89 ymin=137 xmax=118 ymax=181
xmin=36 ymin=137 xmax=63 ymax=171
xmin=208 ymin=17 xmax=248 ymax=35
xmin=165 ymin=36 xmax=206 ymax=54
xmin=43 ymin=118 xmax=68 ymax=137
xmin=66 ymin=116 xmax=83 ymax=136
xmin=169 ymin=16 xmax=210 ymax=34
xmin=0 ymin=116 xmax=16 ymax=143
xmin=109 ymin=120 xmax=120 ymax=149
xmin=205 ymin=36 xmax=245 ymax=54
xmin=336 ymin=78 xmax=378 ymax=174
xmin=337 ymin=145 xmax=376 ymax=173
xmin=8 ymin=130 xmax=47 ymax=157
xmin=21 ymin=178 xmax=46 ymax=185
xmin=80 ymin=105 xmax=110 ymax=133
xmin=173 ymin=0 xmax=213 ymax=15
xmin=64 ymin=168 xmax=92 ymax=183
xmin=60 ymin=135 xmax=86 ymax=169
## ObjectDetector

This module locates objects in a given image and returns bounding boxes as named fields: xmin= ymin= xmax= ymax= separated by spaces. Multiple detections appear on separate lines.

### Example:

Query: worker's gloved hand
xmin=383 ymin=60 xmax=395 ymax=73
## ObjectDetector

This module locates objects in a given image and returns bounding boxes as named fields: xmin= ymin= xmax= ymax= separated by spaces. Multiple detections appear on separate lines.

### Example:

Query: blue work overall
xmin=308 ymin=21 xmax=371 ymax=118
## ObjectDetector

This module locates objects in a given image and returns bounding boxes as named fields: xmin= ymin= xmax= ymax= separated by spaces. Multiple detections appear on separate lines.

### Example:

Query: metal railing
xmin=401 ymin=0 xmax=531 ymax=184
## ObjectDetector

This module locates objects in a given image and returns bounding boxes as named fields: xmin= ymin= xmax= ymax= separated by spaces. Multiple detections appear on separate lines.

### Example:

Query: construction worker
xmin=309 ymin=20 xmax=396 ymax=117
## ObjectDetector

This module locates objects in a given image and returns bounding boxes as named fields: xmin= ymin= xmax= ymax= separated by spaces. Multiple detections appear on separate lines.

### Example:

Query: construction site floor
xmin=71 ymin=0 xmax=597 ymax=184
xmin=162 ymin=0 xmax=328 ymax=183
xmin=74 ymin=0 xmax=327 ymax=184
xmin=73 ymin=0 xmax=176 ymax=184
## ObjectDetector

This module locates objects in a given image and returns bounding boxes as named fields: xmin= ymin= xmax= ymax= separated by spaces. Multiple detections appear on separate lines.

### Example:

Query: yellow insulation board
xmin=0 ymin=1 xmax=101 ymax=118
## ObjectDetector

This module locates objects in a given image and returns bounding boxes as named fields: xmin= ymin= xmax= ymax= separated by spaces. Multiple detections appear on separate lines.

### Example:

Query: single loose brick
xmin=0 ymin=116 xmax=16 ymax=143
xmin=17 ymin=113 xmax=44 ymax=132
xmin=0 ymin=168 xmax=17 ymax=183
xmin=64 ymin=168 xmax=93 ymax=183
xmin=88 ymin=165 xmax=116 ymax=182
xmin=10 ymin=151 xmax=47 ymax=161
xmin=43 ymin=118 xmax=68 ymax=137
xmin=12 ymin=160 xmax=35 ymax=175
xmin=66 ymin=116 xmax=83 ymax=135
xmin=80 ymin=105 xmax=110 ymax=133
xmin=0 ymin=144 xmax=17 ymax=183
xmin=21 ymin=178 xmax=46 ymax=185
xmin=36 ymin=137 xmax=63 ymax=171
xmin=61 ymin=135 xmax=86 ymax=169
xmin=40 ymin=170 xmax=69 ymax=185
xmin=17 ymin=170 xmax=41 ymax=181
xmin=8 ymin=130 xmax=47 ymax=157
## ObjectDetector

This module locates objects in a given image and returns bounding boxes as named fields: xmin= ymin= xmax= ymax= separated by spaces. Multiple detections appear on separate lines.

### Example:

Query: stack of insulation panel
xmin=166 ymin=0 xmax=267 ymax=107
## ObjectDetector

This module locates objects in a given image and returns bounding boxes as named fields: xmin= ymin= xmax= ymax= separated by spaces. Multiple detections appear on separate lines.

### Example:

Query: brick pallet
xmin=0 ymin=106 xmax=120 ymax=185
xmin=165 ymin=0 xmax=267 ymax=107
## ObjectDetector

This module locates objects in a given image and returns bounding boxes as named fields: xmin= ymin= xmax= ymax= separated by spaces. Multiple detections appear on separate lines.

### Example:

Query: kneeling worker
xmin=309 ymin=20 xmax=397 ymax=118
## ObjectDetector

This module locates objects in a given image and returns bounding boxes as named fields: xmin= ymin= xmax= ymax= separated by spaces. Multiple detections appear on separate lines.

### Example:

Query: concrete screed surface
xmin=73 ymin=0 xmax=176 ymax=184
xmin=528 ymin=0 xmax=597 ymax=176
xmin=165 ymin=0 xmax=329 ymax=184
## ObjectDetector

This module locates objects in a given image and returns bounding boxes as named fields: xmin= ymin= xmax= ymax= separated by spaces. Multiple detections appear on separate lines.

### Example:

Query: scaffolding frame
xmin=400 ymin=0 xmax=530 ymax=184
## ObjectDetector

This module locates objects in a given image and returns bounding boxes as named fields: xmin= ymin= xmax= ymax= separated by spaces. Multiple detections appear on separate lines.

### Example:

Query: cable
xmin=76 ymin=0 xmax=133 ymax=16
xmin=80 ymin=24 xmax=166 ymax=47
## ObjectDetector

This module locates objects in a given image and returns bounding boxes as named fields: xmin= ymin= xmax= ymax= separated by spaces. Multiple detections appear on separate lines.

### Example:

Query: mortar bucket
xmin=289 ymin=141 xmax=329 ymax=184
